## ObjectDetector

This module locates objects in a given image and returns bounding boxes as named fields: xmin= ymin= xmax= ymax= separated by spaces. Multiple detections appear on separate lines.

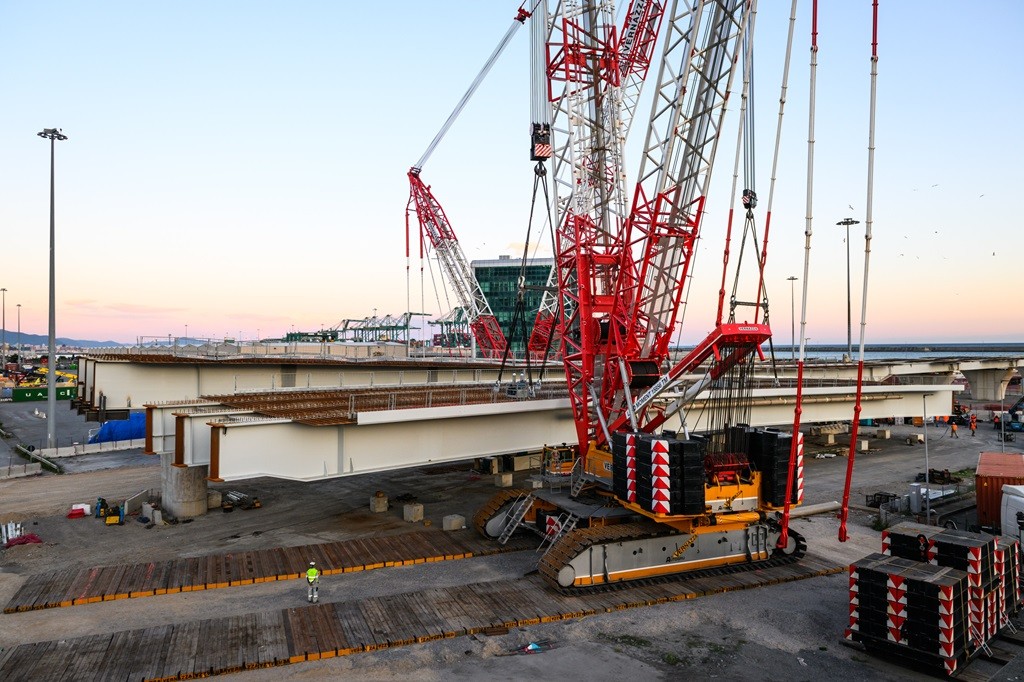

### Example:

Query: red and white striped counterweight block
xmin=625 ymin=432 xmax=636 ymax=503
xmin=886 ymin=572 xmax=908 ymax=645
xmin=935 ymin=583 xmax=958 ymax=661
xmin=650 ymin=438 xmax=672 ymax=514
xmin=845 ymin=564 xmax=860 ymax=640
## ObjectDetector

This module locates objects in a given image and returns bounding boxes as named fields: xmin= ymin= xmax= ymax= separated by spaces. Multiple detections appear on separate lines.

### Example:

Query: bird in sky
xmin=848 ymin=204 xmax=854 ymax=211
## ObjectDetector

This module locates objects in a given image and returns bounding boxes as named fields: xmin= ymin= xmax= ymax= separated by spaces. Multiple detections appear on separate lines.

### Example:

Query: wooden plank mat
xmin=335 ymin=600 xmax=376 ymax=654
xmin=155 ymin=619 xmax=201 ymax=680
xmin=2 ymin=528 xmax=533 ymax=613
xmin=0 ymin=554 xmax=844 ymax=680
xmin=255 ymin=609 xmax=290 ymax=667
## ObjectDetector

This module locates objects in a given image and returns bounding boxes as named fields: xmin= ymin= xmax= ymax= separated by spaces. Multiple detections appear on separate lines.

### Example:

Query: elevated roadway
xmin=67 ymin=351 xmax=1023 ymax=516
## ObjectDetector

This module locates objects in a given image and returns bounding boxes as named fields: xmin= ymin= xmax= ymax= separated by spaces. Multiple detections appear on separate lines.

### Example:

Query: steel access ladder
xmin=497 ymin=493 xmax=535 ymax=544
xmin=537 ymin=512 xmax=579 ymax=556
xmin=569 ymin=457 xmax=586 ymax=498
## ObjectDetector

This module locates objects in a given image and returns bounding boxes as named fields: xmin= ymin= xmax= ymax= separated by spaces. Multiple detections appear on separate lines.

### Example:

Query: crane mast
xmin=475 ymin=0 xmax=812 ymax=591
xmin=550 ymin=0 xmax=757 ymax=455
xmin=527 ymin=0 xmax=666 ymax=360
xmin=603 ymin=0 xmax=768 ymax=442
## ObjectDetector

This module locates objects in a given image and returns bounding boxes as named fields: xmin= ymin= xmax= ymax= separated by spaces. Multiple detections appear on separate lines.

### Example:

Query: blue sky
xmin=1 ymin=1 xmax=1021 ymax=344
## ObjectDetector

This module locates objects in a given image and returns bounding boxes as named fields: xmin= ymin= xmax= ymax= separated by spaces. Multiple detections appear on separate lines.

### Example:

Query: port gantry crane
xmin=476 ymin=0 xmax=808 ymax=591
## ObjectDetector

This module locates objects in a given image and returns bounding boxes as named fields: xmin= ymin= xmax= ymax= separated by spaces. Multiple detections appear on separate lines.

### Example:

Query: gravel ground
xmin=1 ymin=398 xmax=1022 ymax=680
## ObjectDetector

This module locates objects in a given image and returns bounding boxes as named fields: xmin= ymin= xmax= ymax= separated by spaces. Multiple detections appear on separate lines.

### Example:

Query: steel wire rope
xmin=413 ymin=9 xmax=532 ymax=171
xmin=497 ymin=162 xmax=554 ymax=387
xmin=424 ymin=242 xmax=456 ymax=352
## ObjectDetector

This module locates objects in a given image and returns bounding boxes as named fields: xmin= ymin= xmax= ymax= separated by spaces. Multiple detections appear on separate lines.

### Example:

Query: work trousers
xmin=307 ymin=579 xmax=319 ymax=602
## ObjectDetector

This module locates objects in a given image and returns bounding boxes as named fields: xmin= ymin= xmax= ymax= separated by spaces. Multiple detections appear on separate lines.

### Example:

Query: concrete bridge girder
xmin=764 ymin=358 xmax=1021 ymax=389
xmin=147 ymin=385 xmax=961 ymax=485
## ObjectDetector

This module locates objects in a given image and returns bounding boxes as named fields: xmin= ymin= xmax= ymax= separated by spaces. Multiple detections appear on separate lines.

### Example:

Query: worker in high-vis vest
xmin=306 ymin=561 xmax=320 ymax=603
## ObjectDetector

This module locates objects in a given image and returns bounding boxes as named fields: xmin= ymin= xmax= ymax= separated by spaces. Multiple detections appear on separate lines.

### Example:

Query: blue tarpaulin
xmin=88 ymin=412 xmax=146 ymax=443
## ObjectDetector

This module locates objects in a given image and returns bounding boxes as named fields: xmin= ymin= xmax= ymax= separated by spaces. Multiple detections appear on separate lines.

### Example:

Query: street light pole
xmin=922 ymin=395 xmax=931 ymax=524
xmin=38 ymin=127 xmax=68 ymax=451
xmin=16 ymin=304 xmax=21 ymax=362
xmin=787 ymin=276 xmax=798 ymax=361
xmin=1 ymin=287 xmax=6 ymax=361
xmin=836 ymin=218 xmax=860 ymax=361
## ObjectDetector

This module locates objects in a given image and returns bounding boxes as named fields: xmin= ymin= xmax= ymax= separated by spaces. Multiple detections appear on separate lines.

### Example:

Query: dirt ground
xmin=1 ymin=398 xmax=1022 ymax=680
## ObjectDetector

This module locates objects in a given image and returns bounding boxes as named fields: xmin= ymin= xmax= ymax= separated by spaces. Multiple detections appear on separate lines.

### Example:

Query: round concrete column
xmin=160 ymin=451 xmax=209 ymax=519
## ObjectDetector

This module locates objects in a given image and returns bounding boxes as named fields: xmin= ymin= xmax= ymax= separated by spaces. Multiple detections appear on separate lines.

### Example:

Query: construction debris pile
xmin=846 ymin=522 xmax=1022 ymax=676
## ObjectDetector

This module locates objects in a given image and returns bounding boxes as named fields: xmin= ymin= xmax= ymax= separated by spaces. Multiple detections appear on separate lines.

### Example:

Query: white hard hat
xmin=309 ymin=561 xmax=315 ymax=566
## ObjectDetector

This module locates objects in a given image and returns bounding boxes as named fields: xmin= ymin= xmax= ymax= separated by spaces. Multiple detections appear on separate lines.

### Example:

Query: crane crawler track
xmin=538 ymin=523 xmax=807 ymax=595
xmin=473 ymin=488 xmax=534 ymax=537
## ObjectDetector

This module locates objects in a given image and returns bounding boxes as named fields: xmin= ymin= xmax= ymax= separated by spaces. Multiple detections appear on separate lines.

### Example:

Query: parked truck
xmin=1000 ymin=484 xmax=1024 ymax=540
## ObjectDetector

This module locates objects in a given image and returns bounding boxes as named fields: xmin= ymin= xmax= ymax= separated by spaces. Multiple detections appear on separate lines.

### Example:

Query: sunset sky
xmin=1 ymin=1 xmax=1020 ymax=345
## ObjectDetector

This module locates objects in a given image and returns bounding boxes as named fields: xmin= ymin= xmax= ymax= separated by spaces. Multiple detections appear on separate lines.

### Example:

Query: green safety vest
xmin=307 ymin=567 xmax=319 ymax=583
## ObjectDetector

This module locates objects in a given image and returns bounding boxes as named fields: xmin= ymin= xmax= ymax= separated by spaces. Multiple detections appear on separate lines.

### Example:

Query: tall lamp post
xmin=38 ymin=127 xmax=67 ymax=450
xmin=16 ymin=304 xmax=21 ymax=362
xmin=787 ymin=276 xmax=798 ymax=361
xmin=836 ymin=217 xmax=860 ymax=361
xmin=1 ymin=287 xmax=6 ymax=361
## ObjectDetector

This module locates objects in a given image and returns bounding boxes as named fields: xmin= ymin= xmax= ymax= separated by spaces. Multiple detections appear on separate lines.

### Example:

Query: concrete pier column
xmin=962 ymin=368 xmax=1016 ymax=402
xmin=161 ymin=451 xmax=209 ymax=519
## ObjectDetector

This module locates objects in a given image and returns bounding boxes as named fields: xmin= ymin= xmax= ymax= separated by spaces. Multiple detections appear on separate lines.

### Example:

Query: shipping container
xmin=976 ymin=452 xmax=1024 ymax=527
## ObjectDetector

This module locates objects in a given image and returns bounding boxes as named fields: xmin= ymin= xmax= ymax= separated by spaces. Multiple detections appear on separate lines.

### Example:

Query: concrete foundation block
xmin=151 ymin=509 xmax=162 ymax=525
xmin=443 ymin=514 xmax=466 ymax=531
xmin=495 ymin=472 xmax=514 ymax=488
xmin=819 ymin=434 xmax=836 ymax=445
xmin=857 ymin=439 xmax=869 ymax=452
xmin=529 ymin=479 xmax=544 ymax=489
xmin=370 ymin=493 xmax=389 ymax=513
xmin=403 ymin=503 xmax=424 ymax=523
xmin=207 ymin=490 xmax=222 ymax=510
xmin=875 ymin=429 xmax=891 ymax=440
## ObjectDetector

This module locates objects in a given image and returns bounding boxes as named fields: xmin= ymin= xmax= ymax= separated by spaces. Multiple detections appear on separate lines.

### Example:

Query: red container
xmin=975 ymin=452 xmax=1024 ymax=527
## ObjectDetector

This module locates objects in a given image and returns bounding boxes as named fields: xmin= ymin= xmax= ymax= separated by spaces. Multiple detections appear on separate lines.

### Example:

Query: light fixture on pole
xmin=38 ymin=127 xmax=68 ymax=450
xmin=16 ymin=304 xmax=21 ymax=362
xmin=836 ymin=217 xmax=860 ymax=362
xmin=787 ymin=276 xmax=798 ymax=361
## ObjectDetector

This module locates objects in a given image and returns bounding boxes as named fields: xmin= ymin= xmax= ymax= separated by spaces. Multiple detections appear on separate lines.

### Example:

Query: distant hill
xmin=1 ymin=331 xmax=125 ymax=348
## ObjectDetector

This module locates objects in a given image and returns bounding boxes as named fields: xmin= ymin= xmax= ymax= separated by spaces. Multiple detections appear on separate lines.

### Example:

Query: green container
xmin=12 ymin=386 xmax=78 ymax=402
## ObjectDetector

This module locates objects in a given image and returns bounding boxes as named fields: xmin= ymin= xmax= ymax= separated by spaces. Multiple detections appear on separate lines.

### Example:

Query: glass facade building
xmin=472 ymin=255 xmax=554 ymax=353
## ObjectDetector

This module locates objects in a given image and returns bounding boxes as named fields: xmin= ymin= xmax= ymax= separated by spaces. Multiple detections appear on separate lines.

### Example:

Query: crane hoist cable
xmin=497 ymin=161 xmax=555 ymax=387
xmin=413 ymin=4 xmax=534 ymax=172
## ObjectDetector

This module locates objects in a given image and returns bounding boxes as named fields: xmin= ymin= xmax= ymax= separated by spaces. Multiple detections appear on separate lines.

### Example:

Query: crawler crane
xmin=475 ymin=0 xmax=808 ymax=591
